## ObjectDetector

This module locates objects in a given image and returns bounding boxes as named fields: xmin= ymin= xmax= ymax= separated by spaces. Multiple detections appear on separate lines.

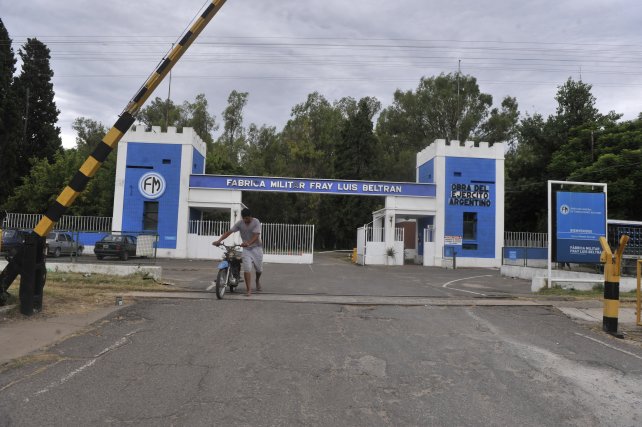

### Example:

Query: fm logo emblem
xmin=139 ymin=172 xmax=166 ymax=199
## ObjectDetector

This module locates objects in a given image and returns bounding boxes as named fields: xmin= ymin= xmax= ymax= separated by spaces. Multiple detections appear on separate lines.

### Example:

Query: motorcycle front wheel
xmin=215 ymin=269 xmax=228 ymax=299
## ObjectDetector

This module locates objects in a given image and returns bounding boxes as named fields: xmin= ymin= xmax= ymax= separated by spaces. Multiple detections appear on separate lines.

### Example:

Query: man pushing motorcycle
xmin=213 ymin=208 xmax=263 ymax=297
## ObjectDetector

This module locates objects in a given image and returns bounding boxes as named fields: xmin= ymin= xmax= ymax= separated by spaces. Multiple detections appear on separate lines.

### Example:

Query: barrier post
xmin=635 ymin=259 xmax=642 ymax=326
xmin=599 ymin=235 xmax=629 ymax=337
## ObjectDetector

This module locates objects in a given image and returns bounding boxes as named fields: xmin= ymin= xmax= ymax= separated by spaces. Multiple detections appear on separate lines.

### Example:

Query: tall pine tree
xmin=0 ymin=19 xmax=18 ymax=206
xmin=13 ymin=38 xmax=62 ymax=179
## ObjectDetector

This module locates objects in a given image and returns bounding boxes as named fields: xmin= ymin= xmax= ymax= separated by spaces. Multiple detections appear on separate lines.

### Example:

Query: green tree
xmin=0 ymin=19 xmax=19 ymax=206
xmin=4 ymin=118 xmax=116 ymax=216
xmin=243 ymin=124 xmax=286 ymax=176
xmin=564 ymin=117 xmax=642 ymax=220
xmin=335 ymin=97 xmax=383 ymax=180
xmin=478 ymin=96 xmax=520 ymax=146
xmin=212 ymin=90 xmax=248 ymax=169
xmin=332 ymin=97 xmax=385 ymax=248
xmin=70 ymin=118 xmax=116 ymax=216
xmin=179 ymin=93 xmax=217 ymax=151
xmin=137 ymin=97 xmax=182 ymax=132
xmin=376 ymin=73 xmax=495 ymax=181
xmin=554 ymin=78 xmax=600 ymax=131
xmin=137 ymin=93 xmax=218 ymax=151
xmin=72 ymin=117 xmax=108 ymax=156
xmin=4 ymin=150 xmax=82 ymax=214
xmin=281 ymin=92 xmax=343 ymax=178
xmin=505 ymin=78 xmax=615 ymax=231
xmin=12 ymin=38 xmax=62 ymax=169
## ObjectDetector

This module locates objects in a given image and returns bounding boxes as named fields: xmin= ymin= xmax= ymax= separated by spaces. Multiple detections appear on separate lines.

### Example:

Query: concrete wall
xmin=501 ymin=264 xmax=638 ymax=292
xmin=0 ymin=260 xmax=161 ymax=280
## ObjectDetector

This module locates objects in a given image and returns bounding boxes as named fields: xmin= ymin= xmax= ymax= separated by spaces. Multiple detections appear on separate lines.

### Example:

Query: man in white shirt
xmin=213 ymin=208 xmax=263 ymax=296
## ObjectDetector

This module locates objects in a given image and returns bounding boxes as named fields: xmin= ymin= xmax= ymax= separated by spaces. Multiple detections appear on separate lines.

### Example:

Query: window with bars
xmin=463 ymin=212 xmax=477 ymax=240
xmin=143 ymin=202 xmax=159 ymax=231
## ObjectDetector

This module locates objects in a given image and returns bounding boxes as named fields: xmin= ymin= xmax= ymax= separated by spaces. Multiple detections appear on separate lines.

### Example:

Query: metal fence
xmin=188 ymin=220 xmax=230 ymax=236
xmin=2 ymin=213 xmax=112 ymax=232
xmin=262 ymin=223 xmax=315 ymax=256
xmin=364 ymin=226 xmax=404 ymax=243
xmin=608 ymin=224 xmax=642 ymax=257
xmin=504 ymin=231 xmax=548 ymax=248
xmin=188 ymin=220 xmax=315 ymax=256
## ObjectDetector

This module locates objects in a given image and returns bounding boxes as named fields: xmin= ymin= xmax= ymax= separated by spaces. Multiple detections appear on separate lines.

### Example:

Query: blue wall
xmin=415 ymin=161 xmax=435 ymax=257
xmin=503 ymin=247 xmax=547 ymax=260
xmin=122 ymin=143 xmax=182 ymax=249
xmin=192 ymin=147 xmax=205 ymax=174
xmin=444 ymin=157 xmax=496 ymax=258
xmin=418 ymin=159 xmax=435 ymax=183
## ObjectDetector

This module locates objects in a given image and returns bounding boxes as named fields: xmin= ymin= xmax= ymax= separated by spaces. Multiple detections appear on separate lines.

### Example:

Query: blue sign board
xmin=556 ymin=191 xmax=606 ymax=263
xmin=189 ymin=175 xmax=436 ymax=198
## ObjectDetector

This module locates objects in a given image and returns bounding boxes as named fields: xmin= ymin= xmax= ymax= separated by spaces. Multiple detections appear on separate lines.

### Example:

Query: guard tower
xmin=416 ymin=139 xmax=505 ymax=267
xmin=112 ymin=126 xmax=221 ymax=258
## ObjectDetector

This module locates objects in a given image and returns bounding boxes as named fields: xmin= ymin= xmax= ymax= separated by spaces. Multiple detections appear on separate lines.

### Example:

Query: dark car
xmin=1 ymin=229 xmax=30 ymax=258
xmin=94 ymin=234 xmax=137 ymax=261
xmin=46 ymin=232 xmax=84 ymax=257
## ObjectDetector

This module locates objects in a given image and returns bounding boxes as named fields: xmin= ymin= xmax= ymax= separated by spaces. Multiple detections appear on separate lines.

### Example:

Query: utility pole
xmin=456 ymin=59 xmax=461 ymax=142
xmin=22 ymin=87 xmax=30 ymax=146
xmin=165 ymin=43 xmax=174 ymax=130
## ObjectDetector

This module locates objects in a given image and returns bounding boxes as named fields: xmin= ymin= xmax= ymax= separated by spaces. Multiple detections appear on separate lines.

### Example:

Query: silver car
xmin=45 ymin=232 xmax=83 ymax=257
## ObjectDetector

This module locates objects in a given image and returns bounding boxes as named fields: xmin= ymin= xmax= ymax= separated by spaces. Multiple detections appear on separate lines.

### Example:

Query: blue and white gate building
xmin=112 ymin=126 xmax=504 ymax=267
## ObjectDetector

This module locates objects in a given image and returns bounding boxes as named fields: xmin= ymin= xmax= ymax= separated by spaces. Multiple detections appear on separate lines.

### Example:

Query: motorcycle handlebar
xmin=214 ymin=243 xmax=242 ymax=251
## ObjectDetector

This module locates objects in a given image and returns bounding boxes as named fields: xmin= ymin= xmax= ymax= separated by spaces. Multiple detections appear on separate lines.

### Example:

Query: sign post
xmin=547 ymin=181 xmax=607 ymax=287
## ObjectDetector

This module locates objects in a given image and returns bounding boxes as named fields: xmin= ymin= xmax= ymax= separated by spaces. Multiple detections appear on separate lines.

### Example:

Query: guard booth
xmin=358 ymin=139 xmax=505 ymax=267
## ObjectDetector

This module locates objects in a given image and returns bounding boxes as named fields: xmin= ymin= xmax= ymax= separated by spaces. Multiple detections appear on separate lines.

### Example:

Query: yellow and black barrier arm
xmin=0 ymin=0 xmax=228 ymax=314
xmin=599 ymin=235 xmax=629 ymax=336
xmin=36 ymin=0 xmax=228 ymax=236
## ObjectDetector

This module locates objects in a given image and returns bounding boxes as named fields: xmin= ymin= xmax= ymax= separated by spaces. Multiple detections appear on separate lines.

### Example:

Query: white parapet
xmin=123 ymin=125 xmax=207 ymax=158
xmin=417 ymin=139 xmax=504 ymax=167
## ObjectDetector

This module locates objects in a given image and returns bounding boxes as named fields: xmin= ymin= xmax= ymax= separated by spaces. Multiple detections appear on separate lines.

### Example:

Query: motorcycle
xmin=213 ymin=244 xmax=242 ymax=299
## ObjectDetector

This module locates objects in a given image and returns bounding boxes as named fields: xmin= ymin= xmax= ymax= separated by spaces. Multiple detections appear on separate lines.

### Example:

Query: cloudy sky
xmin=3 ymin=0 xmax=641 ymax=148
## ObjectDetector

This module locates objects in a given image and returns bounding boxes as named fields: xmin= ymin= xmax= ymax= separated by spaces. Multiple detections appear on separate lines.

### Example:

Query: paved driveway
xmin=159 ymin=251 xmax=533 ymax=298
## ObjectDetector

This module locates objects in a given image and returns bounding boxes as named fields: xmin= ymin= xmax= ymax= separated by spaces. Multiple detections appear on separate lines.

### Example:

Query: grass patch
xmin=1 ymin=272 xmax=175 ymax=319
xmin=538 ymin=285 xmax=638 ymax=301
xmin=0 ymin=353 xmax=63 ymax=376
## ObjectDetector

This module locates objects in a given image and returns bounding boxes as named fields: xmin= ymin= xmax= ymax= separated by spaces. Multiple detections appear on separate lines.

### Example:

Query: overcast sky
xmin=3 ymin=0 xmax=641 ymax=148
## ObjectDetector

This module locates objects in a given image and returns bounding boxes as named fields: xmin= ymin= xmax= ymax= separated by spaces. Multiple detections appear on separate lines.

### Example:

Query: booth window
xmin=463 ymin=212 xmax=477 ymax=240
xmin=143 ymin=201 xmax=159 ymax=231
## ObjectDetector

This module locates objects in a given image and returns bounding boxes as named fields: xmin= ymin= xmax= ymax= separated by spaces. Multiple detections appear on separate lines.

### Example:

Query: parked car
xmin=94 ymin=234 xmax=137 ymax=260
xmin=1 ymin=229 xmax=30 ymax=258
xmin=45 ymin=232 xmax=83 ymax=257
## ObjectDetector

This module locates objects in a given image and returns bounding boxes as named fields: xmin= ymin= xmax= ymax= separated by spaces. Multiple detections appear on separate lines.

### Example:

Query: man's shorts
xmin=242 ymin=246 xmax=263 ymax=273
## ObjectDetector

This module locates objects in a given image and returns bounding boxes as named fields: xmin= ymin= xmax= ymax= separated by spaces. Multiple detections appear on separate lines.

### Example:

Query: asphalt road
xmin=159 ymin=252 xmax=534 ymax=298
xmin=1 ymin=253 xmax=642 ymax=426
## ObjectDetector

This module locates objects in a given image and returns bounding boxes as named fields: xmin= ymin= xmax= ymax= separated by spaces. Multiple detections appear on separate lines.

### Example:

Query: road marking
xmin=575 ymin=332 xmax=642 ymax=361
xmin=441 ymin=275 xmax=493 ymax=296
xmin=35 ymin=359 xmax=97 ymax=395
xmin=206 ymin=281 xmax=216 ymax=291
xmin=35 ymin=330 xmax=139 ymax=395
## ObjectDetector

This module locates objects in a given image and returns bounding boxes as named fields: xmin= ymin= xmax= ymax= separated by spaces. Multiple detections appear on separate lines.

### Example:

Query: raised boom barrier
xmin=0 ymin=0 xmax=229 ymax=314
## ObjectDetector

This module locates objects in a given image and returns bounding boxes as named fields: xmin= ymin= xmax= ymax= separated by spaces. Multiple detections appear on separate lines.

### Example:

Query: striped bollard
xmin=599 ymin=235 xmax=629 ymax=337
